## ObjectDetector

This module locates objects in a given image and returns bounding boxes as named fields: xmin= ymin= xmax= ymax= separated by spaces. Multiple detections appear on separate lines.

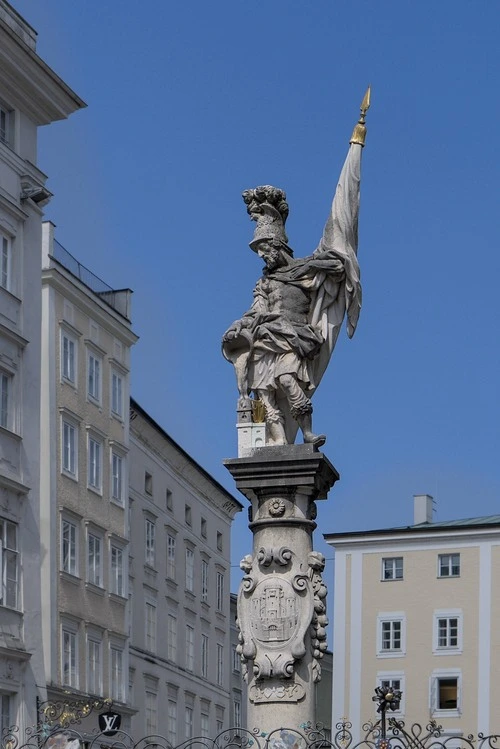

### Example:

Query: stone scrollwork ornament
xmin=308 ymin=551 xmax=328 ymax=682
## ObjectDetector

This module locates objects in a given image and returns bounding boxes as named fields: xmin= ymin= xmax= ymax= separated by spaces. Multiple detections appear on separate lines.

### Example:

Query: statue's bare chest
xmin=260 ymin=278 xmax=310 ymax=314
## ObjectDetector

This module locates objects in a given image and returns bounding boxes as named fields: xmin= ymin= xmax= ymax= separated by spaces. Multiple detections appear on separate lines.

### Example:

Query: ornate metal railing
xmin=2 ymin=721 xmax=500 ymax=749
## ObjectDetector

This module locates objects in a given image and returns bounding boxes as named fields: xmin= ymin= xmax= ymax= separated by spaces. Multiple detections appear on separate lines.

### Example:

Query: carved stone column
xmin=224 ymin=444 xmax=339 ymax=735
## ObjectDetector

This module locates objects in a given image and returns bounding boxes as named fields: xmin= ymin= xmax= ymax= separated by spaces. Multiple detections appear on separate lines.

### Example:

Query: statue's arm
xmin=223 ymin=282 xmax=266 ymax=342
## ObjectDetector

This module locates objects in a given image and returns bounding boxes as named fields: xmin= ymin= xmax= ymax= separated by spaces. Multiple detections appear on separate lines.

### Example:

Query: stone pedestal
xmin=224 ymin=445 xmax=339 ymax=736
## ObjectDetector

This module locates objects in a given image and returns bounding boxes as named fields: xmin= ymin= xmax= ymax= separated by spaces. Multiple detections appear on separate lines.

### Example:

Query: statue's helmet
xmin=242 ymin=185 xmax=293 ymax=255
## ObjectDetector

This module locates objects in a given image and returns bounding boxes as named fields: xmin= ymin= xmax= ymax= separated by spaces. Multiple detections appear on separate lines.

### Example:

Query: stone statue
xmin=223 ymin=90 xmax=370 ymax=447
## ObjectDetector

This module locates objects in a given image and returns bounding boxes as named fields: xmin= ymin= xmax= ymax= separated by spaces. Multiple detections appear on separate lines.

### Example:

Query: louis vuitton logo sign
xmin=98 ymin=711 xmax=121 ymax=736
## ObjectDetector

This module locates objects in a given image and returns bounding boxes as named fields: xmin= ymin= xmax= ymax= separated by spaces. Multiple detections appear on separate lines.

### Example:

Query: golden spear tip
xmin=350 ymin=86 xmax=371 ymax=147
xmin=361 ymin=85 xmax=371 ymax=116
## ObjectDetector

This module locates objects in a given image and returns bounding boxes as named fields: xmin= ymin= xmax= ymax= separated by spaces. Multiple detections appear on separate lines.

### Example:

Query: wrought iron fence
xmin=2 ymin=721 xmax=500 ymax=749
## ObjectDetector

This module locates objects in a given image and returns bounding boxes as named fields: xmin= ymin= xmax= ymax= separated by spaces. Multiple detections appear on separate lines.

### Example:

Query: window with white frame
xmin=185 ymin=504 xmax=192 ymax=526
xmin=87 ymin=532 xmax=102 ymax=587
xmin=382 ymin=557 xmax=403 ymax=581
xmin=0 ymin=517 xmax=18 ymax=609
xmin=216 ymin=644 xmax=224 ymax=685
xmin=201 ymin=713 xmax=210 ymax=738
xmin=167 ymin=534 xmax=176 ymax=579
xmin=377 ymin=613 xmax=405 ymax=656
xmin=87 ymin=436 xmax=102 ymax=491
xmin=434 ymin=610 xmax=462 ymax=653
xmin=166 ymin=488 xmax=173 ymax=511
xmin=87 ymin=352 xmax=101 ymax=402
xmin=0 ymin=103 xmax=13 ymax=147
xmin=217 ymin=531 xmax=223 ymax=551
xmin=111 ymin=371 xmax=124 ymax=417
xmin=110 ymin=644 xmax=125 ymax=701
xmin=110 ymin=545 xmax=124 ymax=596
xmin=185 ymin=547 xmax=194 ymax=591
xmin=61 ymin=518 xmax=78 ymax=576
xmin=61 ymin=624 xmax=78 ymax=688
xmin=111 ymin=452 xmax=124 ymax=503
xmin=0 ymin=372 xmax=9 ymax=429
xmin=167 ymin=615 xmax=177 ymax=661
xmin=438 ymin=553 xmax=460 ymax=578
xmin=62 ymin=420 xmax=77 ymax=476
xmin=185 ymin=625 xmax=194 ymax=671
xmin=430 ymin=671 xmax=461 ymax=714
xmin=201 ymin=559 xmax=209 ymax=602
xmin=232 ymin=645 xmax=241 ymax=673
xmin=233 ymin=698 xmax=241 ymax=728
xmin=61 ymin=331 xmax=77 ymax=384
xmin=0 ymin=232 xmax=11 ymax=291
xmin=145 ymin=691 xmax=158 ymax=734
xmin=0 ymin=693 xmax=12 ymax=739
xmin=145 ymin=601 xmax=157 ymax=652
xmin=216 ymin=571 xmax=224 ymax=611
xmin=87 ymin=636 xmax=102 ymax=695
xmin=145 ymin=519 xmax=156 ymax=567
xmin=201 ymin=634 xmax=209 ymax=678
xmin=167 ymin=700 xmax=177 ymax=745
xmin=377 ymin=672 xmax=405 ymax=714
xmin=184 ymin=706 xmax=193 ymax=739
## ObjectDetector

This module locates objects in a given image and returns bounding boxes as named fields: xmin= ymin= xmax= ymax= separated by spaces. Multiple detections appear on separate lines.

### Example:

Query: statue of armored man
xmin=223 ymin=90 xmax=370 ymax=448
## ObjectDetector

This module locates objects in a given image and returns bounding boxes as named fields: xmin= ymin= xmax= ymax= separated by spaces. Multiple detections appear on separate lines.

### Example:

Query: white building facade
xmin=40 ymin=222 xmax=137 ymax=725
xmin=325 ymin=495 xmax=500 ymax=737
xmin=0 ymin=1 xmax=83 ymax=735
xmin=128 ymin=400 xmax=242 ymax=740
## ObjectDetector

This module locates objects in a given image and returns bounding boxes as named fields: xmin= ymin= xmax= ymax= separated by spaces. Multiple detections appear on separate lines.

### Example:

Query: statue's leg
xmin=256 ymin=389 xmax=287 ymax=446
xmin=277 ymin=374 xmax=326 ymax=448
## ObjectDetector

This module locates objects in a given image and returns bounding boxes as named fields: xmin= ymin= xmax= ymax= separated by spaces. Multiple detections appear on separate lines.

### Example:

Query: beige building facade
xmin=325 ymin=495 xmax=499 ymax=737
xmin=128 ymin=400 xmax=243 ymax=740
xmin=0 ymin=1 xmax=83 ymax=735
xmin=40 ymin=222 xmax=137 ymax=721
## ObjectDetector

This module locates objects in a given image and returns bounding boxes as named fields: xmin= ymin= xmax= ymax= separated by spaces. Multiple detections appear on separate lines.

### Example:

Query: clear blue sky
xmin=14 ymin=1 xmax=500 ymax=596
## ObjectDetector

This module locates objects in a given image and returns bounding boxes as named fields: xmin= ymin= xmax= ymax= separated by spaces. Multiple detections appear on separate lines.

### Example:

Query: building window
xmin=382 ymin=557 xmax=403 ymax=581
xmin=110 ymin=545 xmax=124 ymax=596
xmin=62 ymin=627 xmax=78 ymax=688
xmin=0 ymin=233 xmax=11 ymax=291
xmin=111 ymin=371 xmax=123 ymax=417
xmin=377 ymin=673 xmax=405 ymax=714
xmin=62 ymin=420 xmax=77 ymax=476
xmin=145 ymin=602 xmax=156 ymax=652
xmin=87 ymin=637 xmax=102 ymax=695
xmin=217 ymin=531 xmax=223 ymax=552
xmin=185 ymin=504 xmax=192 ymax=526
xmin=144 ymin=471 xmax=153 ymax=496
xmin=0 ymin=518 xmax=18 ymax=609
xmin=434 ymin=611 xmax=462 ymax=653
xmin=0 ymin=694 xmax=12 ymax=739
xmin=216 ymin=571 xmax=224 ymax=611
xmin=185 ymin=548 xmax=194 ymax=591
xmin=216 ymin=644 xmax=224 ymax=686
xmin=233 ymin=699 xmax=241 ymax=728
xmin=110 ymin=645 xmax=125 ymax=701
xmin=166 ymin=488 xmax=173 ymax=511
xmin=167 ymin=534 xmax=176 ymax=579
xmin=438 ymin=553 xmax=460 ymax=578
xmin=88 ymin=437 xmax=102 ymax=491
xmin=145 ymin=691 xmax=158 ymax=735
xmin=167 ymin=701 xmax=177 ymax=745
xmin=0 ymin=103 xmax=13 ymax=147
xmin=431 ymin=672 xmax=461 ymax=714
xmin=216 ymin=720 xmax=223 ymax=734
xmin=61 ymin=519 xmax=78 ymax=576
xmin=201 ymin=517 xmax=207 ymax=538
xmin=232 ymin=645 xmax=241 ymax=673
xmin=87 ymin=533 xmax=102 ymax=586
xmin=377 ymin=613 xmax=405 ymax=656
xmin=87 ymin=352 xmax=101 ymax=402
xmin=145 ymin=519 xmax=156 ymax=567
xmin=201 ymin=634 xmax=209 ymax=678
xmin=201 ymin=560 xmax=209 ymax=602
xmin=111 ymin=452 xmax=123 ymax=503
xmin=185 ymin=625 xmax=194 ymax=671
xmin=201 ymin=713 xmax=210 ymax=738
xmin=0 ymin=372 xmax=9 ymax=429
xmin=167 ymin=615 xmax=177 ymax=661
xmin=61 ymin=331 xmax=77 ymax=384
xmin=184 ymin=706 xmax=193 ymax=739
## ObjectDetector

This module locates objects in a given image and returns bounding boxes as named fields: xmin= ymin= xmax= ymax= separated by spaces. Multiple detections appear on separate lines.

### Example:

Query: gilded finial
xmin=350 ymin=85 xmax=371 ymax=147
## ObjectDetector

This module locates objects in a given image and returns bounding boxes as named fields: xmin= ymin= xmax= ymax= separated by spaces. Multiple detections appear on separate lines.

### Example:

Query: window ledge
xmin=433 ymin=648 xmax=463 ymax=656
xmin=110 ymin=498 xmax=125 ymax=509
xmin=85 ymin=582 xmax=105 ymax=596
xmin=61 ymin=470 xmax=78 ymax=483
xmin=109 ymin=592 xmax=127 ymax=605
xmin=432 ymin=709 xmax=461 ymax=718
xmin=376 ymin=651 xmax=405 ymax=659
xmin=60 ymin=571 xmax=81 ymax=586
xmin=380 ymin=578 xmax=404 ymax=582
xmin=87 ymin=485 xmax=103 ymax=497
xmin=0 ymin=424 xmax=21 ymax=441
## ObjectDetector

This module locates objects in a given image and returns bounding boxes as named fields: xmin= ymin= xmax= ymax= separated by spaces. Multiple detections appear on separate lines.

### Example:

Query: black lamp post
xmin=372 ymin=686 xmax=402 ymax=743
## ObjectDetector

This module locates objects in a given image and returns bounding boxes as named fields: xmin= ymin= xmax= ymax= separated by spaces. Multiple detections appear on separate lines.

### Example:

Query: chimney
xmin=413 ymin=494 xmax=434 ymax=525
